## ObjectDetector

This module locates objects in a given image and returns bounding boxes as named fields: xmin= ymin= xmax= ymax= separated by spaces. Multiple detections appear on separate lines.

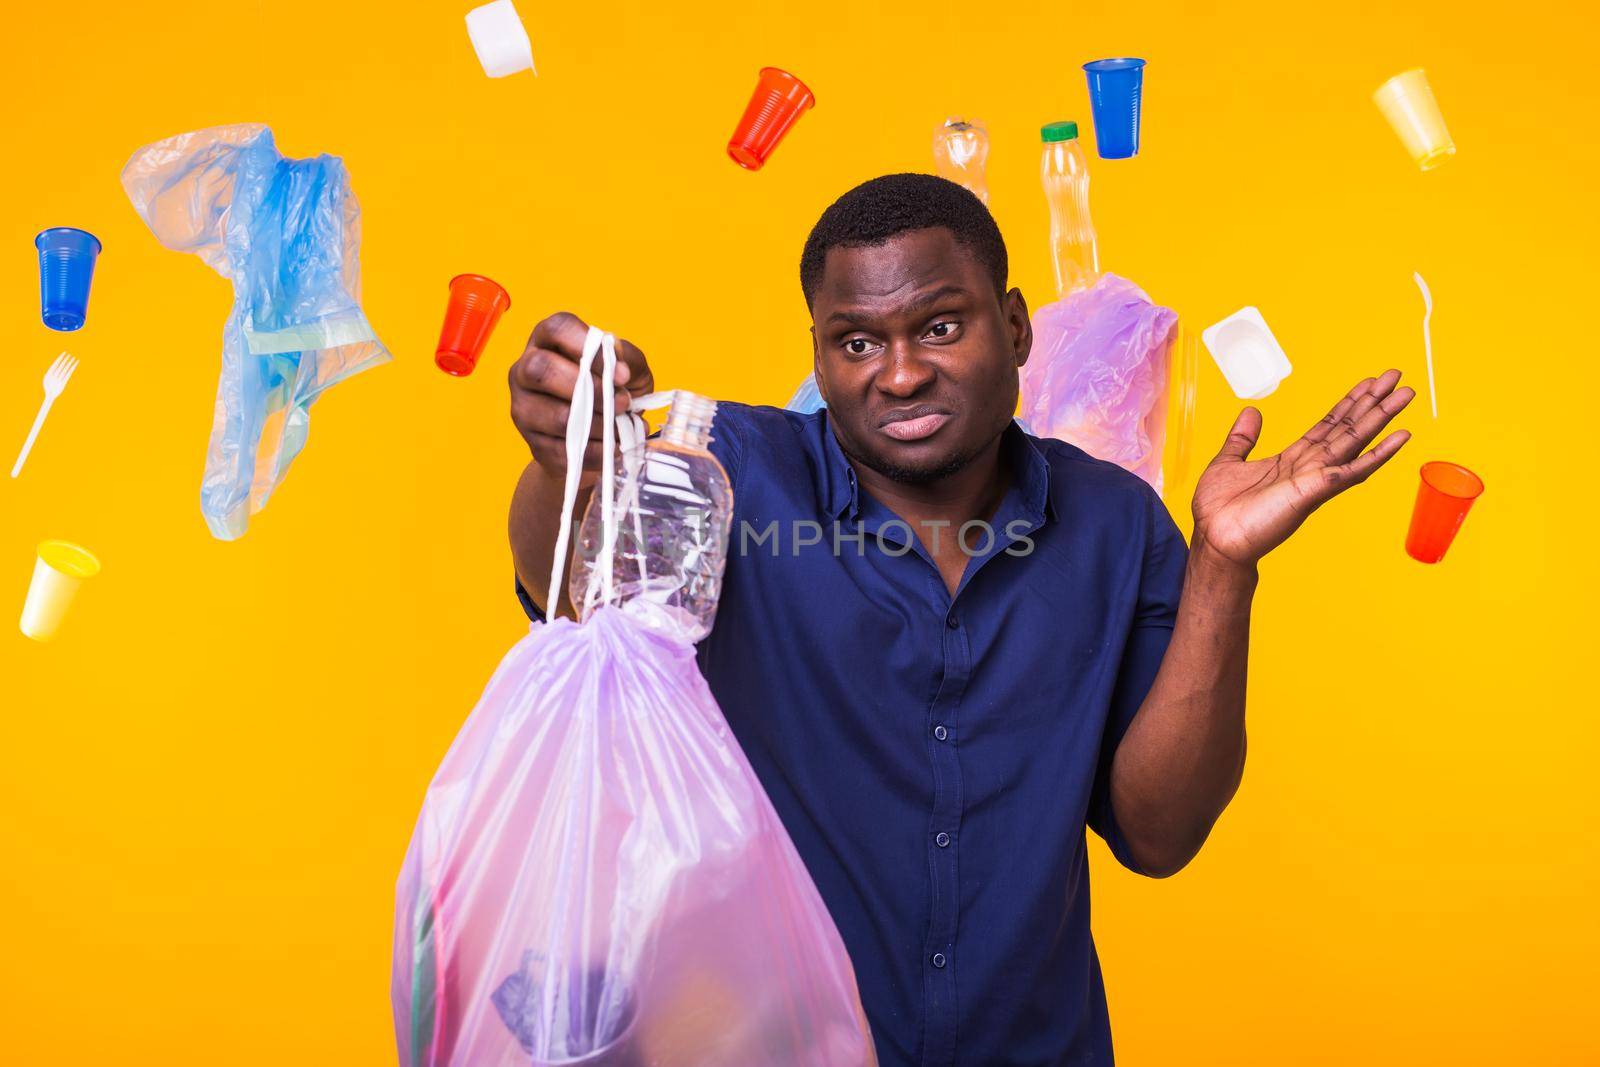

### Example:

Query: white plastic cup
xmin=20 ymin=540 xmax=101 ymax=643
xmin=466 ymin=0 xmax=536 ymax=78
xmin=1373 ymin=69 xmax=1455 ymax=171
xmin=1201 ymin=307 xmax=1293 ymax=400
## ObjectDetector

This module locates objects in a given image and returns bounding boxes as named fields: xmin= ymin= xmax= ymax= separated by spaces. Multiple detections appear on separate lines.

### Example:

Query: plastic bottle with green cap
xmin=1040 ymin=121 xmax=1100 ymax=297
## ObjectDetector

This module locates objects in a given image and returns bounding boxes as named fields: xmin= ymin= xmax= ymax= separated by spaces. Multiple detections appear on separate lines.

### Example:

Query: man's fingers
xmin=1296 ymin=377 xmax=1374 ymax=450
xmin=510 ymin=346 xmax=573 ymax=396
xmin=1328 ymin=378 xmax=1413 ymax=463
xmin=1295 ymin=370 xmax=1403 ymax=466
xmin=1214 ymin=407 xmax=1263 ymax=462
xmin=610 ymin=336 xmax=655 ymax=396
xmin=529 ymin=311 xmax=592 ymax=357
xmin=523 ymin=430 xmax=613 ymax=475
xmin=1315 ymin=429 xmax=1411 ymax=502
xmin=510 ymin=347 xmax=634 ymax=407
xmin=511 ymin=312 xmax=654 ymax=469
xmin=512 ymin=389 xmax=630 ymax=442
xmin=515 ymin=313 xmax=633 ymax=396
xmin=1337 ymin=369 xmax=1402 ymax=430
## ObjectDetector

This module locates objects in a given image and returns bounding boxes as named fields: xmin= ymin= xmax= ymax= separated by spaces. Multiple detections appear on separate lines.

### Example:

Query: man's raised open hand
xmin=1190 ymin=369 xmax=1415 ymax=569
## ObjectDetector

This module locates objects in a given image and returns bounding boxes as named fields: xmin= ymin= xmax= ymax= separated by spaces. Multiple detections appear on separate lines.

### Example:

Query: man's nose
xmin=874 ymin=339 xmax=936 ymax=398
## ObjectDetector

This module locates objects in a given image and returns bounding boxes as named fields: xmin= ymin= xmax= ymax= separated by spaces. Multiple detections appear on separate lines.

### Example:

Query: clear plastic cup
xmin=727 ymin=68 xmax=815 ymax=171
xmin=35 ymin=227 xmax=103 ymax=332
xmin=1167 ymin=326 xmax=1200 ymax=494
xmin=20 ymin=540 xmax=101 ymax=642
xmin=1373 ymin=69 xmax=1455 ymax=171
xmin=1083 ymin=58 xmax=1146 ymax=159
xmin=435 ymin=274 xmax=512 ymax=377
xmin=1405 ymin=462 xmax=1483 ymax=563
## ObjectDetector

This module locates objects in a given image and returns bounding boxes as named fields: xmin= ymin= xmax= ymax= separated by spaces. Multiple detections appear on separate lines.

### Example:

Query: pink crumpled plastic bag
xmin=1020 ymin=274 xmax=1178 ymax=492
xmin=392 ymin=606 xmax=877 ymax=1067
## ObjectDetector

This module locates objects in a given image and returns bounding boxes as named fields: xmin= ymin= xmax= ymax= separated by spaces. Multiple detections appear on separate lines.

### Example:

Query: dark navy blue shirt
xmin=519 ymin=402 xmax=1188 ymax=1066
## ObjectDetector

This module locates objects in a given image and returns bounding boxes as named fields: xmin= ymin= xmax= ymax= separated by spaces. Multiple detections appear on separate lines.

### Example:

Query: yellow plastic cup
xmin=1373 ymin=69 xmax=1456 ymax=171
xmin=20 ymin=540 xmax=101 ymax=642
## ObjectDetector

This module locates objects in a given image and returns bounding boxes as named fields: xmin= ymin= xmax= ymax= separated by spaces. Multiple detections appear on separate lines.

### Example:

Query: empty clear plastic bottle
xmin=1040 ymin=121 xmax=1100 ymax=297
xmin=933 ymin=117 xmax=991 ymax=206
xmin=570 ymin=391 xmax=734 ymax=642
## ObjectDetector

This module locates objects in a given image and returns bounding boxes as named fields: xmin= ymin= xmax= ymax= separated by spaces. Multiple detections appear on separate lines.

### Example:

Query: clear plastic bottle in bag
xmin=570 ymin=391 xmax=733 ymax=643
xmin=1040 ymin=121 xmax=1100 ymax=297
xmin=932 ymin=117 xmax=991 ymax=205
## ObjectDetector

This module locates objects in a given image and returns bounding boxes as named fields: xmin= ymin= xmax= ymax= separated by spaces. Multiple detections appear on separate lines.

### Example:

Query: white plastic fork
xmin=11 ymin=352 xmax=79 ymax=478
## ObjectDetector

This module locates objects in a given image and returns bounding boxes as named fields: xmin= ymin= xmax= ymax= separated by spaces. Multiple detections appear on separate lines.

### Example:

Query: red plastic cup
xmin=727 ymin=67 xmax=815 ymax=171
xmin=1405 ymin=461 xmax=1484 ymax=563
xmin=435 ymin=274 xmax=512 ymax=376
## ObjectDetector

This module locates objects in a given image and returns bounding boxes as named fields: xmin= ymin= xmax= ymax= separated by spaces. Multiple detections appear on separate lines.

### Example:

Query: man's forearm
xmin=1110 ymin=542 xmax=1256 ymax=876
xmin=509 ymin=460 xmax=593 ymax=621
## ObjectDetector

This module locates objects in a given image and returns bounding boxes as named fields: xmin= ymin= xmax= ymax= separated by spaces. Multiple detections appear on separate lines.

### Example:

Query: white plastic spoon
xmin=1413 ymin=272 xmax=1438 ymax=419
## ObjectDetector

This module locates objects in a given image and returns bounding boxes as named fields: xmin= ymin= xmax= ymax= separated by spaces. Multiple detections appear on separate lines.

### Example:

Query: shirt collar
xmin=820 ymin=412 xmax=860 ymax=521
xmin=820 ymin=413 xmax=1055 ymax=525
xmin=1010 ymin=423 xmax=1057 ymax=525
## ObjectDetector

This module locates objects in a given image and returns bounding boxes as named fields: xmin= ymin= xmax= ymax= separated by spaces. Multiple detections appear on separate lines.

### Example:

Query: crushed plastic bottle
xmin=570 ymin=391 xmax=734 ymax=643
xmin=1040 ymin=121 xmax=1100 ymax=297
xmin=933 ymin=117 xmax=991 ymax=205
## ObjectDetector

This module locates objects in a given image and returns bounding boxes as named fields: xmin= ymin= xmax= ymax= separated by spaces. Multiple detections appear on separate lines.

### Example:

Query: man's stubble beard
xmin=832 ymin=414 xmax=1009 ymax=487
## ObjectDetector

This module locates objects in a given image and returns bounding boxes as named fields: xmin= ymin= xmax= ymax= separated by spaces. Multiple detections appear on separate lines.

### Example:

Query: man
xmin=506 ymin=174 xmax=1412 ymax=1065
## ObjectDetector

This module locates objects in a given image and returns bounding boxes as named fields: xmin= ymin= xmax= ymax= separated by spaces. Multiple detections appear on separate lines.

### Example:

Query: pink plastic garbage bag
xmin=392 ymin=329 xmax=876 ymax=1067
xmin=1020 ymin=274 xmax=1177 ymax=492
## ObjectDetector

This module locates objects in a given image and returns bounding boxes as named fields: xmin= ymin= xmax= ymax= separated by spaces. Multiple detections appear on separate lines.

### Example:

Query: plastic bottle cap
xmin=1041 ymin=121 xmax=1079 ymax=142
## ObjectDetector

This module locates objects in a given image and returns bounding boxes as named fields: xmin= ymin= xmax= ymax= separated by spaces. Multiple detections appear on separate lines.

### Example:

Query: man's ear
xmin=810 ymin=324 xmax=830 ymax=404
xmin=1005 ymin=287 xmax=1033 ymax=369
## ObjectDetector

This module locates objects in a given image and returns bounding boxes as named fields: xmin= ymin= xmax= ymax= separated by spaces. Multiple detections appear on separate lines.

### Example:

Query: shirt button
xmin=933 ymin=724 xmax=949 ymax=742
xmin=931 ymin=952 xmax=947 ymax=969
xmin=946 ymin=614 xmax=960 ymax=630
xmin=936 ymin=832 xmax=951 ymax=848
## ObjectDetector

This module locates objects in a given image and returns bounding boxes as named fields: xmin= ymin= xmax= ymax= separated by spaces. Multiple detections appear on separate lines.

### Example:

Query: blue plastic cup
xmin=35 ymin=227 xmax=103 ymax=332
xmin=1083 ymin=58 xmax=1147 ymax=160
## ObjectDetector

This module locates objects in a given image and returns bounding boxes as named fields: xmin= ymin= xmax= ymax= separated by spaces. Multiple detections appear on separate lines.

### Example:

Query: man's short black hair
xmin=799 ymin=173 xmax=1009 ymax=307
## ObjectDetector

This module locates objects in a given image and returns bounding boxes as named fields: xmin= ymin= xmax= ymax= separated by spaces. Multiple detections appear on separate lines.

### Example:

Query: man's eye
xmin=845 ymin=338 xmax=874 ymax=355
xmin=927 ymin=320 xmax=959 ymax=339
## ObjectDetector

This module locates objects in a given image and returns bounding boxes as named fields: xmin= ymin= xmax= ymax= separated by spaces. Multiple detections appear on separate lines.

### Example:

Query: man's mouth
xmin=878 ymin=405 xmax=952 ymax=442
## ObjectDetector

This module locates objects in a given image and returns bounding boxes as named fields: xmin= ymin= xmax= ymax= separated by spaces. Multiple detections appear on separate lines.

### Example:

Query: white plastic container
xmin=466 ymin=0 xmax=536 ymax=78
xmin=1201 ymin=307 xmax=1292 ymax=399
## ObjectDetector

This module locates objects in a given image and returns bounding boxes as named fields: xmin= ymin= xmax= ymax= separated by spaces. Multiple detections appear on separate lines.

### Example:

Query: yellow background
xmin=3 ymin=0 xmax=1596 ymax=1063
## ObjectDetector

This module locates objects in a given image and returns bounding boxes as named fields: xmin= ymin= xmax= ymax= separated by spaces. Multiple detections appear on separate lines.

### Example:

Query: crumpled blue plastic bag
xmin=122 ymin=124 xmax=390 ymax=539
xmin=785 ymin=373 xmax=826 ymax=413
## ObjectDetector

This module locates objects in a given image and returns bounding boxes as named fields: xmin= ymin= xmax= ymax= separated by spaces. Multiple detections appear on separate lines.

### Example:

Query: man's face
xmin=810 ymin=227 xmax=1031 ymax=485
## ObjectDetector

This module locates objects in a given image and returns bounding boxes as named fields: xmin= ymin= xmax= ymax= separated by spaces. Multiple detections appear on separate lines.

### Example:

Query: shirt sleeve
xmin=514 ymin=400 xmax=747 ymax=623
xmin=515 ymin=573 xmax=545 ymax=623
xmin=705 ymin=401 xmax=746 ymax=496
xmin=1087 ymin=486 xmax=1189 ymax=874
